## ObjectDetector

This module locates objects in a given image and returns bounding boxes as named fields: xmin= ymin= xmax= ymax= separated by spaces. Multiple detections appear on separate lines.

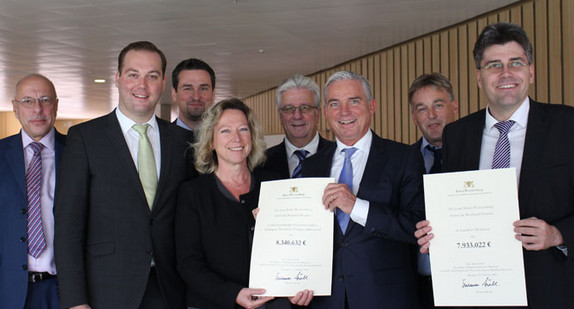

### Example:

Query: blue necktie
xmin=27 ymin=142 xmax=46 ymax=258
xmin=337 ymin=147 xmax=357 ymax=234
xmin=291 ymin=150 xmax=309 ymax=178
xmin=492 ymin=120 xmax=515 ymax=169
xmin=426 ymin=145 xmax=442 ymax=174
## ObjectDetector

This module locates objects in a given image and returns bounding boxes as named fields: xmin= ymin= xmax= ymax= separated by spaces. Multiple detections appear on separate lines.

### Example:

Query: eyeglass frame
xmin=279 ymin=104 xmax=319 ymax=115
xmin=13 ymin=96 xmax=57 ymax=108
xmin=479 ymin=59 xmax=530 ymax=73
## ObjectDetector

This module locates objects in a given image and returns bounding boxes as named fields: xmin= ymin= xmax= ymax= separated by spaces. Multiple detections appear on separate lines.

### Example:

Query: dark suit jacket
xmin=442 ymin=100 xmax=574 ymax=308
xmin=54 ymin=111 xmax=192 ymax=309
xmin=175 ymin=170 xmax=289 ymax=308
xmin=0 ymin=131 xmax=65 ymax=309
xmin=302 ymin=131 xmax=425 ymax=309
xmin=262 ymin=135 xmax=333 ymax=179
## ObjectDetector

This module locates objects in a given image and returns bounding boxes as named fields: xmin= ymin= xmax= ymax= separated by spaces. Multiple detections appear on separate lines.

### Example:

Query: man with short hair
xmin=416 ymin=22 xmax=574 ymax=308
xmin=55 ymin=41 xmax=191 ymax=309
xmin=263 ymin=74 xmax=333 ymax=178
xmin=172 ymin=58 xmax=215 ymax=132
xmin=408 ymin=72 xmax=458 ymax=308
xmin=303 ymin=71 xmax=424 ymax=308
xmin=0 ymin=74 xmax=65 ymax=309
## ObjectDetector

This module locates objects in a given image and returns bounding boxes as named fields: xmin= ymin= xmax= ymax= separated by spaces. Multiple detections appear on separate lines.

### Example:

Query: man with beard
xmin=172 ymin=58 xmax=215 ymax=133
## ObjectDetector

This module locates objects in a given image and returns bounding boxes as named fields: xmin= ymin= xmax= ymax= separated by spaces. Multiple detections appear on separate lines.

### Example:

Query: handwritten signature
xmin=461 ymin=277 xmax=499 ymax=288
xmin=275 ymin=272 xmax=309 ymax=281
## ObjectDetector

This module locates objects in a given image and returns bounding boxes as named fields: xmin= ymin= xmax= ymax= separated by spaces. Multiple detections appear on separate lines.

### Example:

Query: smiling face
xmin=324 ymin=79 xmax=375 ymax=146
xmin=279 ymin=88 xmax=320 ymax=148
xmin=411 ymin=86 xmax=458 ymax=147
xmin=115 ymin=50 xmax=165 ymax=123
xmin=172 ymin=69 xmax=215 ymax=128
xmin=477 ymin=41 xmax=534 ymax=120
xmin=212 ymin=109 xmax=252 ymax=168
xmin=12 ymin=75 xmax=59 ymax=141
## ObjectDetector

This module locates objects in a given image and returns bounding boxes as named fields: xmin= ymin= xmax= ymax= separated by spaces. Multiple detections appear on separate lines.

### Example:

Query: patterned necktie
xmin=426 ymin=145 xmax=442 ymax=174
xmin=291 ymin=149 xmax=309 ymax=178
xmin=492 ymin=120 xmax=515 ymax=169
xmin=26 ymin=142 xmax=46 ymax=258
xmin=337 ymin=147 xmax=357 ymax=235
xmin=133 ymin=124 xmax=158 ymax=209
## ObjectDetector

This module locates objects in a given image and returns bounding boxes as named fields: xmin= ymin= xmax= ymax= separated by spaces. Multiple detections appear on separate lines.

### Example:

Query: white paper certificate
xmin=424 ymin=168 xmax=527 ymax=306
xmin=249 ymin=177 xmax=334 ymax=296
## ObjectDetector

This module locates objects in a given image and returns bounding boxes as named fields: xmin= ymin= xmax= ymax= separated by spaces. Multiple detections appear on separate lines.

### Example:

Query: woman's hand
xmin=236 ymin=288 xmax=273 ymax=309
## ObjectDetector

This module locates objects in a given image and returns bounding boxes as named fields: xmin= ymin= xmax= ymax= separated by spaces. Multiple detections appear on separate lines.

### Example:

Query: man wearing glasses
xmin=0 ymin=74 xmax=65 ymax=309
xmin=416 ymin=22 xmax=574 ymax=307
xmin=263 ymin=74 xmax=333 ymax=179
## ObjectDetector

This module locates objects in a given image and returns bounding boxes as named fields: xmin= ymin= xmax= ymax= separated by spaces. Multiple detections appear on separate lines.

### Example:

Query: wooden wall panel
xmin=244 ymin=0 xmax=573 ymax=144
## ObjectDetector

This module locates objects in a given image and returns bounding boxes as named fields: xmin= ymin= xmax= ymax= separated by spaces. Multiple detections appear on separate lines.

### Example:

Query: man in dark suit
xmin=0 ymin=74 xmax=65 ymax=309
xmin=415 ymin=22 xmax=574 ymax=308
xmin=408 ymin=72 xmax=459 ymax=308
xmin=54 ymin=41 xmax=190 ymax=309
xmin=303 ymin=71 xmax=425 ymax=308
xmin=171 ymin=58 xmax=215 ymax=133
xmin=263 ymin=74 xmax=333 ymax=179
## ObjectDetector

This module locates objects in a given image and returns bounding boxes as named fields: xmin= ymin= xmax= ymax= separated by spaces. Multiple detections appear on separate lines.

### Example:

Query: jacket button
xmin=22 ymin=265 xmax=28 ymax=271
xmin=21 ymin=208 xmax=27 ymax=214
xmin=338 ymin=275 xmax=344 ymax=281
xmin=341 ymin=242 xmax=349 ymax=248
xmin=20 ymin=236 xmax=26 ymax=243
xmin=241 ymin=200 xmax=245 ymax=204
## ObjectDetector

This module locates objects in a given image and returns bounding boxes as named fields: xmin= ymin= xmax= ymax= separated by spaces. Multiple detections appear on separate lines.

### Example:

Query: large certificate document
xmin=249 ymin=178 xmax=334 ymax=296
xmin=424 ymin=168 xmax=527 ymax=306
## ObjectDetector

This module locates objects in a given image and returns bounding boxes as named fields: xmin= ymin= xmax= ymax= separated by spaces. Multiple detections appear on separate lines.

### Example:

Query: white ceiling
xmin=0 ymin=0 xmax=518 ymax=119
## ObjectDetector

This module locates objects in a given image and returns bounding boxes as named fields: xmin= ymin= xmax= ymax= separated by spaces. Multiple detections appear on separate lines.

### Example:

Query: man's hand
xmin=514 ymin=217 xmax=564 ymax=250
xmin=323 ymin=183 xmax=356 ymax=214
xmin=414 ymin=220 xmax=433 ymax=253
xmin=289 ymin=289 xmax=314 ymax=306
xmin=235 ymin=288 xmax=273 ymax=309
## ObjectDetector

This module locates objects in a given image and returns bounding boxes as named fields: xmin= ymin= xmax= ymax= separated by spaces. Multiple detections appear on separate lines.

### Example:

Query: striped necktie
xmin=291 ymin=149 xmax=309 ymax=178
xmin=492 ymin=120 xmax=515 ymax=169
xmin=26 ymin=142 xmax=46 ymax=258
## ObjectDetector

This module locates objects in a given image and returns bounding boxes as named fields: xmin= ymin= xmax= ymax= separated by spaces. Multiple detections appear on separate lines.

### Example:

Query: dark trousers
xmin=418 ymin=275 xmax=435 ymax=309
xmin=24 ymin=276 xmax=59 ymax=309
xmin=140 ymin=267 xmax=169 ymax=309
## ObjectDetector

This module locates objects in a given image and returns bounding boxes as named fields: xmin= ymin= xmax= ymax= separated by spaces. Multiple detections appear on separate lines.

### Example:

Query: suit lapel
xmin=153 ymin=119 xmax=173 ymax=211
xmin=5 ymin=133 xmax=26 ymax=196
xmin=518 ymin=101 xmax=549 ymax=204
xmin=104 ymin=112 xmax=150 ymax=210
xmin=460 ymin=112 xmax=485 ymax=170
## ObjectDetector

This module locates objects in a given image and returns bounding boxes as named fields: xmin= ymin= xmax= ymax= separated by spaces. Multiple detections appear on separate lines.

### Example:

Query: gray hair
xmin=275 ymin=74 xmax=320 ymax=109
xmin=323 ymin=71 xmax=373 ymax=106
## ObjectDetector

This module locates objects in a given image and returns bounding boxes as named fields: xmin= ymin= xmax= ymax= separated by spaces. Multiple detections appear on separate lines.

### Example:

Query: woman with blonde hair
xmin=175 ymin=98 xmax=312 ymax=309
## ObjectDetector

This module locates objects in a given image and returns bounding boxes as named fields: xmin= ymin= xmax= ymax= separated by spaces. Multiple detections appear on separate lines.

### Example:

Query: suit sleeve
xmin=54 ymin=126 xmax=91 ymax=307
xmin=363 ymin=146 xmax=425 ymax=244
xmin=175 ymin=181 xmax=244 ymax=307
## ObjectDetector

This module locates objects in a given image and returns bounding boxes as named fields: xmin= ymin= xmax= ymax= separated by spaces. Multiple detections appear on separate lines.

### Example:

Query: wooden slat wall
xmin=244 ymin=0 xmax=573 ymax=145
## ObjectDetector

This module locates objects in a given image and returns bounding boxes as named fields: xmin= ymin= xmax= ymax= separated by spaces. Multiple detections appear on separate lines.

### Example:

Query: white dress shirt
xmin=330 ymin=130 xmax=372 ymax=227
xmin=284 ymin=133 xmax=320 ymax=177
xmin=23 ymin=128 xmax=57 ymax=274
xmin=116 ymin=108 xmax=161 ymax=179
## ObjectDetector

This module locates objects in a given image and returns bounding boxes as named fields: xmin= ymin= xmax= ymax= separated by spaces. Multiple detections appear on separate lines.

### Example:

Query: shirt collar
xmin=176 ymin=117 xmax=192 ymax=131
xmin=335 ymin=130 xmax=372 ymax=155
xmin=116 ymin=107 xmax=159 ymax=135
xmin=284 ymin=132 xmax=320 ymax=157
xmin=21 ymin=127 xmax=55 ymax=151
xmin=485 ymin=97 xmax=530 ymax=132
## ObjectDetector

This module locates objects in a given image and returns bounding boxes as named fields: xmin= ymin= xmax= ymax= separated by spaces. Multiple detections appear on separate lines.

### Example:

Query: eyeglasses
xmin=279 ymin=105 xmax=318 ymax=114
xmin=480 ymin=60 xmax=530 ymax=73
xmin=14 ymin=96 xmax=56 ymax=108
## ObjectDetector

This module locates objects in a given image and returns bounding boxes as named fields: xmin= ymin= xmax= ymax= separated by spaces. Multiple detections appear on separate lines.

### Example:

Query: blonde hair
xmin=194 ymin=98 xmax=267 ymax=174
